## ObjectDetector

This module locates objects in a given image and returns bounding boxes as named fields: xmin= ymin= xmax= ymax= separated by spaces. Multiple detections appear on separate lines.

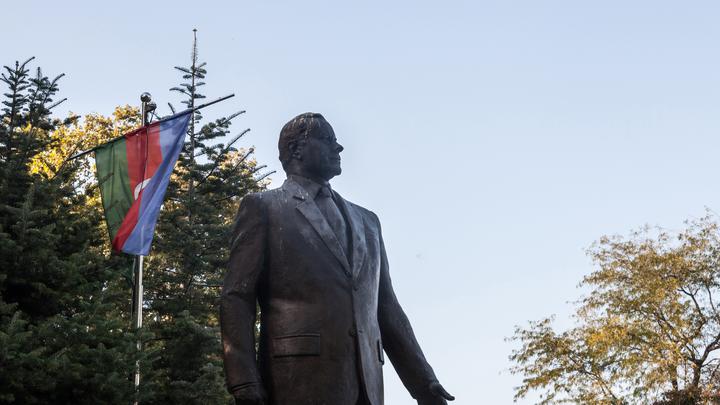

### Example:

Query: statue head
xmin=278 ymin=112 xmax=344 ymax=182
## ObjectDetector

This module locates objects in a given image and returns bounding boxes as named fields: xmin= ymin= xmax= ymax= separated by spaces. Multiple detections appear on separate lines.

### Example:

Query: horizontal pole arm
xmin=66 ymin=94 xmax=235 ymax=161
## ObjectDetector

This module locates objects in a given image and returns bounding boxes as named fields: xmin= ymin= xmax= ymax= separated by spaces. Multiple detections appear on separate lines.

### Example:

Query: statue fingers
xmin=429 ymin=381 xmax=455 ymax=401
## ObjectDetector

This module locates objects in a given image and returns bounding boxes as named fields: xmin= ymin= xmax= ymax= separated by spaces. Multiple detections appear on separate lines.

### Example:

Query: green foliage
xmin=0 ymin=58 xmax=137 ymax=403
xmin=510 ymin=215 xmax=720 ymax=404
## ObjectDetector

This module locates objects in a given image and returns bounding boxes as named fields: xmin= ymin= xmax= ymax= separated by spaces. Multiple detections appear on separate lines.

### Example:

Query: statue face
xmin=299 ymin=120 xmax=344 ymax=181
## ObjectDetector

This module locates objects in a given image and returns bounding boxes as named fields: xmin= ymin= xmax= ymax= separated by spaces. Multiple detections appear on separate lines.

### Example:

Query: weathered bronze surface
xmin=221 ymin=113 xmax=453 ymax=405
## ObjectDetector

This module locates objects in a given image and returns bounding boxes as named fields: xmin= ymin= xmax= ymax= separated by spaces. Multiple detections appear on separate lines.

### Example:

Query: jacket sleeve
xmin=375 ymin=214 xmax=438 ymax=399
xmin=220 ymin=193 xmax=267 ymax=393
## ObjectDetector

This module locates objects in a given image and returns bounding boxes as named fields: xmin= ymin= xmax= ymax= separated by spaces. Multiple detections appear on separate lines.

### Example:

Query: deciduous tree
xmin=510 ymin=215 xmax=720 ymax=404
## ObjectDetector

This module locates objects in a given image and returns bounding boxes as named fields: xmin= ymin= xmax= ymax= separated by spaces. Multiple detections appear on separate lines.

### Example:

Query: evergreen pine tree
xmin=138 ymin=31 xmax=269 ymax=404
xmin=0 ymin=58 xmax=137 ymax=404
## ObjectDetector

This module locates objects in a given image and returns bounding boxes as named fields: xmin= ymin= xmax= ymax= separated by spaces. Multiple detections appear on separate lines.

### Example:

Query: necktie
xmin=316 ymin=186 xmax=350 ymax=258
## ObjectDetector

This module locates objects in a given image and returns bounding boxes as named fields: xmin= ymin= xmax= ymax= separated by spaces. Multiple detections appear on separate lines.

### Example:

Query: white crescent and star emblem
xmin=134 ymin=178 xmax=152 ymax=200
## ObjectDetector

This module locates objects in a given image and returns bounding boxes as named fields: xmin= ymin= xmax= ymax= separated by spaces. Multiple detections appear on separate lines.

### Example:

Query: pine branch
xmin=195 ymin=142 xmax=253 ymax=187
xmin=255 ymin=170 xmax=275 ymax=183
xmin=2 ymin=57 xmax=35 ymax=137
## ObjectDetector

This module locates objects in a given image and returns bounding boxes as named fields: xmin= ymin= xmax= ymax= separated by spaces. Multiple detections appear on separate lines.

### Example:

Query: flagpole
xmin=132 ymin=255 xmax=143 ymax=401
xmin=132 ymin=92 xmax=154 ymax=404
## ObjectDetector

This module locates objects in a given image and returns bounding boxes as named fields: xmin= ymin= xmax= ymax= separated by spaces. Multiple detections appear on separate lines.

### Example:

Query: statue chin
xmin=319 ymin=167 xmax=341 ymax=181
xmin=330 ymin=162 xmax=342 ymax=176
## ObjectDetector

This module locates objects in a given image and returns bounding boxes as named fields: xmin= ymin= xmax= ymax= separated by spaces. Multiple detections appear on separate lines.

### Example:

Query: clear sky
xmin=5 ymin=1 xmax=720 ymax=403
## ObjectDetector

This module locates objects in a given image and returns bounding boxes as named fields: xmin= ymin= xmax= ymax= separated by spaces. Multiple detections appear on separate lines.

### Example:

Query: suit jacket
xmin=220 ymin=177 xmax=438 ymax=405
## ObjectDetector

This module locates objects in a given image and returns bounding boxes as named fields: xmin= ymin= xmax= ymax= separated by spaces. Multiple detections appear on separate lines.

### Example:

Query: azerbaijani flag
xmin=95 ymin=111 xmax=191 ymax=256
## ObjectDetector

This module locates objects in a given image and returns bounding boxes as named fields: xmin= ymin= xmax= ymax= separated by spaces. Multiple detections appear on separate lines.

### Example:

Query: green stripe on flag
xmin=95 ymin=139 xmax=133 ymax=243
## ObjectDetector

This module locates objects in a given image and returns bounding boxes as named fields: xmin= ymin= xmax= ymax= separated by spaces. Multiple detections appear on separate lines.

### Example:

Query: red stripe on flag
xmin=112 ymin=123 xmax=163 ymax=252
xmin=147 ymin=123 xmax=163 ymax=176
xmin=126 ymin=123 xmax=163 ymax=195
xmin=112 ymin=196 xmax=141 ymax=251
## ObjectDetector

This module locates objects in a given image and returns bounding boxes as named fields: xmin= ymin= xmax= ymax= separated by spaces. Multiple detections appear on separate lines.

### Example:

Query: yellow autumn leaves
xmin=29 ymin=105 xmax=140 ymax=179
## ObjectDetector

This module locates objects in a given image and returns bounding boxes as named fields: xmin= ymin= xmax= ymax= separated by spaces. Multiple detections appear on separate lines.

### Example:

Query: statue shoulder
xmin=244 ymin=186 xmax=286 ymax=203
xmin=238 ymin=186 xmax=297 ymax=215
xmin=344 ymin=199 xmax=381 ymax=227
xmin=240 ymin=191 xmax=266 ymax=206
xmin=236 ymin=189 xmax=278 ymax=214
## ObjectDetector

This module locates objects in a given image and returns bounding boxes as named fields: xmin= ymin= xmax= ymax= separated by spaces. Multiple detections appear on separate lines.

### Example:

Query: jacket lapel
xmin=334 ymin=192 xmax=367 ymax=279
xmin=286 ymin=179 xmax=352 ymax=277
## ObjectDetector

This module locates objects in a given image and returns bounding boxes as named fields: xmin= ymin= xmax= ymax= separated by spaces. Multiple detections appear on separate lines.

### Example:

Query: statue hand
xmin=417 ymin=381 xmax=455 ymax=405
xmin=232 ymin=383 xmax=267 ymax=405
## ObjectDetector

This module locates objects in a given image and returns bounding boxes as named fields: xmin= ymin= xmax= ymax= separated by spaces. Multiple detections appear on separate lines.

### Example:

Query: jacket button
xmin=353 ymin=284 xmax=359 ymax=291
xmin=349 ymin=328 xmax=357 ymax=337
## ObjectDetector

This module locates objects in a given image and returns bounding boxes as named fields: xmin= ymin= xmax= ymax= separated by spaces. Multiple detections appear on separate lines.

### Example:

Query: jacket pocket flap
xmin=272 ymin=334 xmax=320 ymax=357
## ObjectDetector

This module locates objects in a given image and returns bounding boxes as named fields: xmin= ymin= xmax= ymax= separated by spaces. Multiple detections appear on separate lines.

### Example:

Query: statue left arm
xmin=374 ymin=214 xmax=454 ymax=404
xmin=220 ymin=194 xmax=268 ymax=400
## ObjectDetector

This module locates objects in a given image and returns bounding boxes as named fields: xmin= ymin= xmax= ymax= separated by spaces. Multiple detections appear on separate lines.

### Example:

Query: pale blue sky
xmin=5 ymin=1 xmax=720 ymax=403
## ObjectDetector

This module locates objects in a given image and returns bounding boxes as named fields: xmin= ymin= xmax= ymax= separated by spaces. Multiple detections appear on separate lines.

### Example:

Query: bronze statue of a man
xmin=220 ymin=113 xmax=453 ymax=405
